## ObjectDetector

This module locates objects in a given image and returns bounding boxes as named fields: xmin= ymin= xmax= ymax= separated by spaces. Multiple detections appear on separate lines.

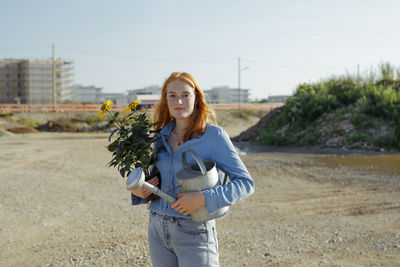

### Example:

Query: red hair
xmin=154 ymin=72 xmax=217 ymax=141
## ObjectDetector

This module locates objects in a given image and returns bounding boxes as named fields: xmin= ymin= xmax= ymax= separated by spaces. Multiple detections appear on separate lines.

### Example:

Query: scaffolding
xmin=0 ymin=59 xmax=73 ymax=104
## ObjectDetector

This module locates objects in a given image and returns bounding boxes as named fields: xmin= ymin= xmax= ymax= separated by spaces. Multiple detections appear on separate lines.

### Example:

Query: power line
xmin=0 ymin=46 xmax=49 ymax=50
xmin=242 ymin=57 xmax=342 ymax=70
xmin=0 ymin=45 xmax=236 ymax=63
xmin=57 ymin=46 xmax=235 ymax=63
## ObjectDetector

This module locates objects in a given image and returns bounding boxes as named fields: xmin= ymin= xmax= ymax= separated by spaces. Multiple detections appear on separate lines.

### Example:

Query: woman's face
xmin=166 ymin=80 xmax=196 ymax=121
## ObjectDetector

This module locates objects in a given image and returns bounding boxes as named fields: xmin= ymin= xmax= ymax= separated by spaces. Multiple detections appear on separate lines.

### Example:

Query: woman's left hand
xmin=171 ymin=191 xmax=206 ymax=216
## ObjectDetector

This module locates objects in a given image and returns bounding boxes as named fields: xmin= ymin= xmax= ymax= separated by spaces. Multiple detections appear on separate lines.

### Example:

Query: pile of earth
xmin=35 ymin=119 xmax=108 ymax=132
xmin=35 ymin=119 xmax=80 ymax=132
xmin=232 ymin=106 xmax=398 ymax=152
xmin=232 ymin=107 xmax=282 ymax=142
xmin=6 ymin=127 xmax=39 ymax=134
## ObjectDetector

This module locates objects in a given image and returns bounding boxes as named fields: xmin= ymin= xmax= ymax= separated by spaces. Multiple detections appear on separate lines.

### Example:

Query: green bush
xmin=351 ymin=113 xmax=362 ymax=128
xmin=257 ymin=62 xmax=400 ymax=149
xmin=373 ymin=132 xmax=400 ymax=149
xmin=346 ymin=132 xmax=368 ymax=144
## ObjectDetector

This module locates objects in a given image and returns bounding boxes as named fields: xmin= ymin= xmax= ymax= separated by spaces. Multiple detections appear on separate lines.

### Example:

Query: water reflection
xmin=312 ymin=154 xmax=400 ymax=176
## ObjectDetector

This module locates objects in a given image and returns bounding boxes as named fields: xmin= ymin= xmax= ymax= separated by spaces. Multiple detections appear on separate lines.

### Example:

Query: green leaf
xmin=108 ymin=128 xmax=119 ymax=142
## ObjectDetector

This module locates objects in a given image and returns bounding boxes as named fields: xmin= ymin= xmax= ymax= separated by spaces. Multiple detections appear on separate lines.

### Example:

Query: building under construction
xmin=0 ymin=59 xmax=73 ymax=104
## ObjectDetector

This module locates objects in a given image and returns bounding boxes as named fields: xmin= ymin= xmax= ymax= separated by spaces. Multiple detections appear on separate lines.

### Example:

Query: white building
xmin=71 ymin=84 xmax=102 ymax=103
xmin=204 ymin=86 xmax=250 ymax=104
xmin=268 ymin=95 xmax=291 ymax=103
xmin=127 ymin=85 xmax=161 ymax=102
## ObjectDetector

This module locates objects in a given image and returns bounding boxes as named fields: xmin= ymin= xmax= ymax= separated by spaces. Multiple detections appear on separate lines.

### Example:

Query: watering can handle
xmin=182 ymin=149 xmax=208 ymax=176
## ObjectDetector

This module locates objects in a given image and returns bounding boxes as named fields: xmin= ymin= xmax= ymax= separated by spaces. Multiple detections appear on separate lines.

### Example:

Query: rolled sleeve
xmin=202 ymin=127 xmax=255 ymax=215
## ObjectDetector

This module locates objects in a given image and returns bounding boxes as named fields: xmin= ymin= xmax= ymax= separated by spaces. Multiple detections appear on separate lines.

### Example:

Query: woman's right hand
xmin=131 ymin=176 xmax=159 ymax=199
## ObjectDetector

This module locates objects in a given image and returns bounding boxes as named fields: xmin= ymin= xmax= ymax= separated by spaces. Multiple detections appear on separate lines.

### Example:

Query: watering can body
xmin=175 ymin=150 xmax=229 ymax=222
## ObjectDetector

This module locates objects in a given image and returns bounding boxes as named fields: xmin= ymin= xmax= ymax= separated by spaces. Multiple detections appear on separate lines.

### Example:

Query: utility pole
xmin=52 ymin=43 xmax=56 ymax=107
xmin=237 ymin=57 xmax=249 ymax=110
xmin=238 ymin=57 xmax=241 ymax=109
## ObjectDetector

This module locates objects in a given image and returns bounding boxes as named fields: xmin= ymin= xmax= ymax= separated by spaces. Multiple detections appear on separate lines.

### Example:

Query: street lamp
xmin=238 ymin=57 xmax=249 ymax=109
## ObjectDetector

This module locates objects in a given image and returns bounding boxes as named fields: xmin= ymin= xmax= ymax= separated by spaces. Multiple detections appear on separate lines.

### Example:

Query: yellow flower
xmin=98 ymin=99 xmax=113 ymax=117
xmin=125 ymin=99 xmax=140 ymax=112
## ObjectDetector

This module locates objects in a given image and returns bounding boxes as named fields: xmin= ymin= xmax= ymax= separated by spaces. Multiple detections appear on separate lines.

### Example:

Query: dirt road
xmin=1 ymin=132 xmax=399 ymax=266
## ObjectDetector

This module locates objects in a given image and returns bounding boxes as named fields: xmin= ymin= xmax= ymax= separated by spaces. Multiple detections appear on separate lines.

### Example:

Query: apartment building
xmin=0 ymin=58 xmax=73 ymax=104
xmin=204 ymin=86 xmax=250 ymax=104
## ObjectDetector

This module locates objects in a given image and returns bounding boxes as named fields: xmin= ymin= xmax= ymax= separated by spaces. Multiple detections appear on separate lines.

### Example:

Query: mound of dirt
xmin=232 ymin=107 xmax=282 ymax=142
xmin=6 ymin=127 xmax=39 ymax=134
xmin=36 ymin=120 xmax=79 ymax=132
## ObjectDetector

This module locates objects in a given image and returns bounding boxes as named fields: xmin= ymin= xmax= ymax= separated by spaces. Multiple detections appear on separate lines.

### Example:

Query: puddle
xmin=234 ymin=145 xmax=247 ymax=156
xmin=254 ymin=160 xmax=281 ymax=167
xmin=310 ymin=154 xmax=400 ymax=176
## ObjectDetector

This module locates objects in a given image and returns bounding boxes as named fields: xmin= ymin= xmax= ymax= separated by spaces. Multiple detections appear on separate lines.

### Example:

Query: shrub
xmin=346 ymin=132 xmax=368 ymax=144
xmin=257 ymin=62 xmax=400 ymax=149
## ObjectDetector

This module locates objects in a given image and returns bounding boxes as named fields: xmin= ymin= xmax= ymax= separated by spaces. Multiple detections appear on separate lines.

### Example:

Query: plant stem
xmin=107 ymin=110 xmax=123 ymax=128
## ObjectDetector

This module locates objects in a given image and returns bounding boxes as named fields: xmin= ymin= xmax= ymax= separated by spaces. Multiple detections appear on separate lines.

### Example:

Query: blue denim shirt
xmin=131 ymin=121 xmax=255 ymax=218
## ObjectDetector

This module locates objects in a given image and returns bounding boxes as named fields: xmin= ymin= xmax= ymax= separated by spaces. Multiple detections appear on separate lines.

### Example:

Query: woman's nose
xmin=176 ymin=96 xmax=183 ymax=103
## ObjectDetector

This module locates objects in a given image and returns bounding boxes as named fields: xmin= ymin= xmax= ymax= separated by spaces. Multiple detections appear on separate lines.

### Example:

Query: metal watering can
xmin=175 ymin=149 xmax=229 ymax=222
xmin=126 ymin=149 xmax=228 ymax=222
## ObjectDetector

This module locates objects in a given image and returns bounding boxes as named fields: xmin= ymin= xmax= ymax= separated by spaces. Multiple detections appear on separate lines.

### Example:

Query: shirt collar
xmin=160 ymin=121 xmax=176 ymax=138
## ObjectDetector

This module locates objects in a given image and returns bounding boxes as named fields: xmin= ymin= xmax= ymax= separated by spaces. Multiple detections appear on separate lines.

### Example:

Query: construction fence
xmin=0 ymin=103 xmax=283 ymax=113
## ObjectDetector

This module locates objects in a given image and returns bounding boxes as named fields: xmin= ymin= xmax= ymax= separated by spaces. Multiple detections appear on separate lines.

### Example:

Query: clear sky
xmin=1 ymin=0 xmax=399 ymax=100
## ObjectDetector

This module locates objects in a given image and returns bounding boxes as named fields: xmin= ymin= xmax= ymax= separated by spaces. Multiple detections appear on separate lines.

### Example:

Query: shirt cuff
xmin=202 ymin=189 xmax=219 ymax=215
xmin=131 ymin=193 xmax=146 ymax=205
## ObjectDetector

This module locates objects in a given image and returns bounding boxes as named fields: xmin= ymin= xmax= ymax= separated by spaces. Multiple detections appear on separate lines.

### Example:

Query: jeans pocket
xmin=175 ymin=219 xmax=207 ymax=235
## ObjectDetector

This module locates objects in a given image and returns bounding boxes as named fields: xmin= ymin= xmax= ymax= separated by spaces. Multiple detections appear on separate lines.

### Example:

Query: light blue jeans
xmin=148 ymin=211 xmax=219 ymax=267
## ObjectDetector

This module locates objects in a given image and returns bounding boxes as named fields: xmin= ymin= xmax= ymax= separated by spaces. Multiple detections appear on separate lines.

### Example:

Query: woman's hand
xmin=131 ymin=176 xmax=159 ymax=199
xmin=171 ymin=191 xmax=206 ymax=215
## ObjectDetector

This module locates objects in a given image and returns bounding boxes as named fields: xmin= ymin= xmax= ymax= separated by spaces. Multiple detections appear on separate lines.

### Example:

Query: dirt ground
xmin=1 ymin=128 xmax=399 ymax=266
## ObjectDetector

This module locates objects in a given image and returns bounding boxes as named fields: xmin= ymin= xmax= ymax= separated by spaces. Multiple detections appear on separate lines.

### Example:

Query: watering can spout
xmin=126 ymin=168 xmax=177 ymax=204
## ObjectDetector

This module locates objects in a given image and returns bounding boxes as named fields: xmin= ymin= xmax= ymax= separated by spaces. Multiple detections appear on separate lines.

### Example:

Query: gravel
xmin=1 ymin=132 xmax=399 ymax=266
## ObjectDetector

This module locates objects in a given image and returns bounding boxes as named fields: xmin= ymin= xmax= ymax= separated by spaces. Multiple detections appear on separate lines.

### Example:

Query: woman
xmin=130 ymin=72 xmax=254 ymax=267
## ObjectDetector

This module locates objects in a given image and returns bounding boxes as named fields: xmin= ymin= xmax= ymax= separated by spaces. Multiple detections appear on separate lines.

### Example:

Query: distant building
xmin=127 ymin=85 xmax=161 ymax=102
xmin=71 ymin=84 xmax=102 ymax=104
xmin=126 ymin=85 xmax=161 ymax=107
xmin=268 ymin=95 xmax=291 ymax=103
xmin=0 ymin=58 xmax=73 ymax=104
xmin=204 ymin=86 xmax=250 ymax=104
xmin=98 ymin=92 xmax=128 ymax=105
